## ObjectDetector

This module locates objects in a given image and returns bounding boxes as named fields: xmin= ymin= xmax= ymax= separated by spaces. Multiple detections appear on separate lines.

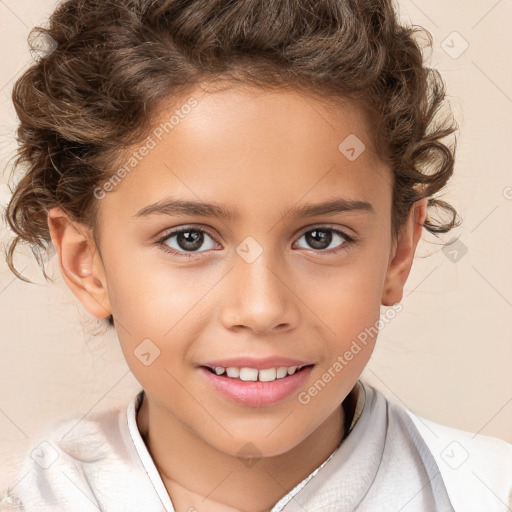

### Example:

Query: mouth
xmin=202 ymin=364 xmax=314 ymax=382
xmin=199 ymin=363 xmax=315 ymax=407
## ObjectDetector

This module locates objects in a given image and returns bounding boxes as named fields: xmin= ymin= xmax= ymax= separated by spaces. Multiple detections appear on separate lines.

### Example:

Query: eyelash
xmin=155 ymin=225 xmax=357 ymax=259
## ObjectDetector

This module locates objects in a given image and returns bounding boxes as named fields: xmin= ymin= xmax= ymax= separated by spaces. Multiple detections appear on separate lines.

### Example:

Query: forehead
xmin=104 ymin=83 xmax=392 ymax=220
xmin=152 ymin=82 xmax=382 ymax=167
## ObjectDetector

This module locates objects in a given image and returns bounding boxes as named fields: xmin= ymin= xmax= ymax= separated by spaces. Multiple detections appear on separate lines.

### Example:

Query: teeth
xmin=239 ymin=368 xmax=258 ymax=381
xmin=211 ymin=365 xmax=306 ymax=382
xmin=258 ymin=368 xmax=277 ymax=382
xmin=276 ymin=367 xmax=288 ymax=379
xmin=226 ymin=367 xmax=240 ymax=378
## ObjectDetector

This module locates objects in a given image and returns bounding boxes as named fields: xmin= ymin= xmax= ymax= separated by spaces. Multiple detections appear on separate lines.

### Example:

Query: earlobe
xmin=47 ymin=207 xmax=112 ymax=319
xmin=381 ymin=198 xmax=428 ymax=306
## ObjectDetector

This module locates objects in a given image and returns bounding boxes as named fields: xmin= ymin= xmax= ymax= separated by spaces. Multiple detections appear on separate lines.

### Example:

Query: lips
xmin=198 ymin=357 xmax=315 ymax=407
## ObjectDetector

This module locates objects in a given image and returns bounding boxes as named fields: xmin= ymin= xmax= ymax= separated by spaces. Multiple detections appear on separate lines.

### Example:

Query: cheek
xmin=304 ymin=249 xmax=388 ymax=384
xmin=310 ymin=259 xmax=386 ymax=335
xmin=104 ymin=244 xmax=209 ymax=330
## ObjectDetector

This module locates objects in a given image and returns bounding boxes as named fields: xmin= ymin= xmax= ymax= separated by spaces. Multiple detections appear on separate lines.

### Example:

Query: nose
xmin=219 ymin=250 xmax=300 ymax=335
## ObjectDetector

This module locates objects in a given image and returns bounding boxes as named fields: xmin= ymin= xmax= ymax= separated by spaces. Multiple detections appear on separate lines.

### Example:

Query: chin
xmin=203 ymin=427 xmax=306 ymax=460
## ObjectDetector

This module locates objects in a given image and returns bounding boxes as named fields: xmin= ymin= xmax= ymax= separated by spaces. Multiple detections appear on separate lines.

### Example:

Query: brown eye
xmin=295 ymin=227 xmax=354 ymax=253
xmin=158 ymin=226 xmax=218 ymax=256
xmin=173 ymin=230 xmax=205 ymax=252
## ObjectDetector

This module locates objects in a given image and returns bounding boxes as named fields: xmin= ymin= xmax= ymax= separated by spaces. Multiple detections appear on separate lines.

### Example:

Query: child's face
xmin=52 ymin=83 xmax=424 ymax=457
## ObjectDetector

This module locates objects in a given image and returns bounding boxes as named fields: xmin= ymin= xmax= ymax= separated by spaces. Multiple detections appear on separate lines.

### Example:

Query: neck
xmin=136 ymin=396 xmax=351 ymax=512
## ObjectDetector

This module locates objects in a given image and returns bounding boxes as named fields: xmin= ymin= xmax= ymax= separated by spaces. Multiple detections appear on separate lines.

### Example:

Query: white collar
xmin=125 ymin=380 xmax=367 ymax=511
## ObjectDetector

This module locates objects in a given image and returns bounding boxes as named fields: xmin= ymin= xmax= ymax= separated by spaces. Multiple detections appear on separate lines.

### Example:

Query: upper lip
xmin=201 ymin=357 xmax=314 ymax=370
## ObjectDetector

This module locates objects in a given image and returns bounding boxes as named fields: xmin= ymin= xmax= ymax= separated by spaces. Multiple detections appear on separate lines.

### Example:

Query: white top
xmin=2 ymin=379 xmax=511 ymax=511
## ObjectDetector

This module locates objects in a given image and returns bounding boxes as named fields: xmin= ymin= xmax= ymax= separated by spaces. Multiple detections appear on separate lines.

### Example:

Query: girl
xmin=2 ymin=0 xmax=511 ymax=511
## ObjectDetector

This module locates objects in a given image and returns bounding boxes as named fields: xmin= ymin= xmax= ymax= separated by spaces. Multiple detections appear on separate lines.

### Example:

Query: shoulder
xmin=404 ymin=408 xmax=512 ymax=512
xmin=4 ymin=404 xmax=127 ymax=511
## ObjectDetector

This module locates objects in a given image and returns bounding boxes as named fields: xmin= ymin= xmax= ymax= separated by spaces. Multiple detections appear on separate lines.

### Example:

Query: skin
xmin=47 ymin=82 xmax=427 ymax=512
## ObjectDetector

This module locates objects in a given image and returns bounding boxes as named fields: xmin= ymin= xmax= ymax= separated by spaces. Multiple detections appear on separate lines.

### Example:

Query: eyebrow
xmin=133 ymin=197 xmax=375 ymax=220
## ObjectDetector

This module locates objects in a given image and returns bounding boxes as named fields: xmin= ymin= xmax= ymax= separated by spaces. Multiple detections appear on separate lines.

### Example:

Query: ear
xmin=47 ymin=207 xmax=112 ymax=319
xmin=381 ymin=197 xmax=428 ymax=306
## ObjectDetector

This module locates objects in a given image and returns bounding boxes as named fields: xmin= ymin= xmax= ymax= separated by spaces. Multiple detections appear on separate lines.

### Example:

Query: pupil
xmin=177 ymin=230 xmax=203 ymax=251
xmin=306 ymin=229 xmax=332 ymax=250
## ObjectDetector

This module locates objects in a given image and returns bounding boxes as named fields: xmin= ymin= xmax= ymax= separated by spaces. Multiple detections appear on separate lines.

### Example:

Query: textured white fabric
xmin=3 ymin=379 xmax=511 ymax=511
xmin=406 ymin=410 xmax=512 ymax=512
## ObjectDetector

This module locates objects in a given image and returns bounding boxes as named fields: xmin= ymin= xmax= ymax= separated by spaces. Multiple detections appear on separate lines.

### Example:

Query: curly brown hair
xmin=3 ymin=0 xmax=460 ymax=328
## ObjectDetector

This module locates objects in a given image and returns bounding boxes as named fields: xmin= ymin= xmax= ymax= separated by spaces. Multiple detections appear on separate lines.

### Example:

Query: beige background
xmin=1 ymin=0 xmax=511 ymax=496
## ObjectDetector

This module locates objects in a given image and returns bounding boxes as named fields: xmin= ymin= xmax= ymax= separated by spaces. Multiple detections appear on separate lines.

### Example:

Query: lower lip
xmin=199 ymin=365 xmax=314 ymax=407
